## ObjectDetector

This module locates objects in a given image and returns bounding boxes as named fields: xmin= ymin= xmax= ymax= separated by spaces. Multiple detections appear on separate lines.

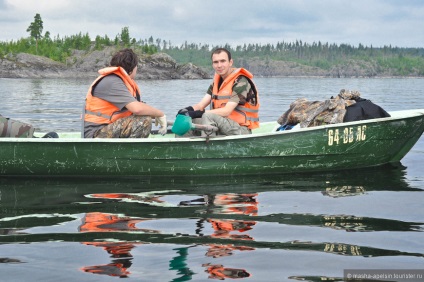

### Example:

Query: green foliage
xmin=0 ymin=15 xmax=157 ymax=63
xmin=376 ymin=55 xmax=424 ymax=76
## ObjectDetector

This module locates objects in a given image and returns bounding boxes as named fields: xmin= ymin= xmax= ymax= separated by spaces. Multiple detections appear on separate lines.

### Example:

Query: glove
xmin=177 ymin=106 xmax=194 ymax=116
xmin=154 ymin=115 xmax=168 ymax=135
xmin=186 ymin=110 xmax=205 ymax=119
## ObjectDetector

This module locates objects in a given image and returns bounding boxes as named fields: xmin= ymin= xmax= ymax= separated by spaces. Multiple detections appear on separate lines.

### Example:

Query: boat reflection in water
xmin=79 ymin=192 xmax=258 ymax=279
xmin=80 ymin=241 xmax=138 ymax=278
xmin=0 ymin=164 xmax=423 ymax=280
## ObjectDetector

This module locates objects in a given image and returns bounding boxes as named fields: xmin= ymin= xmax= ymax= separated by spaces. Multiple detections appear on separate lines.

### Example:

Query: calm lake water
xmin=1 ymin=77 xmax=423 ymax=281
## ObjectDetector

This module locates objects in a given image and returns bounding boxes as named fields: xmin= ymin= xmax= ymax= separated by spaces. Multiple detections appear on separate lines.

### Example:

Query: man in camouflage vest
xmin=176 ymin=48 xmax=260 ymax=136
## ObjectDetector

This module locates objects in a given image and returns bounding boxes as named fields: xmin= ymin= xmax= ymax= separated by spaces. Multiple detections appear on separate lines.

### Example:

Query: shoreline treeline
xmin=1 ymin=17 xmax=423 ymax=76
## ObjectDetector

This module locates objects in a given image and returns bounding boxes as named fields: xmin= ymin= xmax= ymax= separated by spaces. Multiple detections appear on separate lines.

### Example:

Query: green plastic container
xmin=171 ymin=115 xmax=193 ymax=135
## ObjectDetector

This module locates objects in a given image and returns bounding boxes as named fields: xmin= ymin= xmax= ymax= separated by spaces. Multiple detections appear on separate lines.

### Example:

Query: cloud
xmin=0 ymin=0 xmax=423 ymax=47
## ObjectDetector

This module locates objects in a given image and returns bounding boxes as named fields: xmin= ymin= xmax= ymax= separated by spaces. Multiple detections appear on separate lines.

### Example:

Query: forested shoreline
xmin=1 ymin=19 xmax=424 ymax=77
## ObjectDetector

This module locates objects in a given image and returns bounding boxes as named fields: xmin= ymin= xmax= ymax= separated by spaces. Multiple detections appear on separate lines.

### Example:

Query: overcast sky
xmin=1 ymin=0 xmax=423 ymax=48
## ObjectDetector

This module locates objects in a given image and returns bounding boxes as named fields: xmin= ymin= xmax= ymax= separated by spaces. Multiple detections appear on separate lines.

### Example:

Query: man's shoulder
xmin=233 ymin=76 xmax=251 ymax=92
xmin=235 ymin=75 xmax=250 ymax=83
xmin=235 ymin=74 xmax=255 ymax=88
xmin=94 ymin=74 xmax=126 ymax=94
xmin=98 ymin=74 xmax=124 ymax=86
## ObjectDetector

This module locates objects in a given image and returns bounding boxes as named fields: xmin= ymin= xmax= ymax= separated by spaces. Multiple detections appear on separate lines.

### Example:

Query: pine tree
xmin=120 ymin=27 xmax=130 ymax=47
xmin=26 ymin=13 xmax=43 ymax=54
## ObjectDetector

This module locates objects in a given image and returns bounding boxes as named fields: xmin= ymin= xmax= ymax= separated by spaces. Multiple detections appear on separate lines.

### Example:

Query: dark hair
xmin=110 ymin=48 xmax=139 ymax=74
xmin=211 ymin=48 xmax=232 ymax=61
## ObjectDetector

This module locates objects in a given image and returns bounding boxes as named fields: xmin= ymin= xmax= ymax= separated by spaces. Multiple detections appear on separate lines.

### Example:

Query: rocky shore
xmin=0 ymin=47 xmax=211 ymax=80
xmin=1 ymin=46 xmax=420 ymax=79
xmin=239 ymin=57 xmax=409 ymax=78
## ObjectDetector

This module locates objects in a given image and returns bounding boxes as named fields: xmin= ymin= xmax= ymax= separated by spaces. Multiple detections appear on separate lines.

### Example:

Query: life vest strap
xmin=85 ymin=109 xmax=111 ymax=120
xmin=235 ymin=106 xmax=258 ymax=113
xmin=247 ymin=116 xmax=260 ymax=122
xmin=211 ymin=94 xmax=232 ymax=100
xmin=233 ymin=109 xmax=260 ymax=122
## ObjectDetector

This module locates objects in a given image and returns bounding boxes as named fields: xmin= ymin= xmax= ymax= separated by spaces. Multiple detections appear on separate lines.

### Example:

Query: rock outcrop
xmin=0 ymin=47 xmax=211 ymax=79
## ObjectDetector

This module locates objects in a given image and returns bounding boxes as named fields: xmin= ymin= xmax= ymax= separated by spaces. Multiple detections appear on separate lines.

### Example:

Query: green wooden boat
xmin=1 ymin=109 xmax=423 ymax=177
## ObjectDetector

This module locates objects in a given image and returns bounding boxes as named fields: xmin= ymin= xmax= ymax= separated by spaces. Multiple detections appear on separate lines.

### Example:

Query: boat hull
xmin=1 ymin=110 xmax=423 ymax=177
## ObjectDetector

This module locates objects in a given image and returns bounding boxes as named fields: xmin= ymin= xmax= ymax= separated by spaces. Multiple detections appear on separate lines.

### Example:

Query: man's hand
xmin=155 ymin=115 xmax=168 ymax=135
xmin=177 ymin=106 xmax=194 ymax=116
xmin=186 ymin=110 xmax=205 ymax=119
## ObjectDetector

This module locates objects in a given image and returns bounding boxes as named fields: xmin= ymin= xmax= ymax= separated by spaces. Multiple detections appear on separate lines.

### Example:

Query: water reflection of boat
xmin=169 ymin=246 xmax=252 ymax=281
xmin=203 ymin=263 xmax=250 ymax=280
xmin=1 ymin=165 xmax=423 ymax=280
xmin=81 ymin=241 xmax=138 ymax=278
xmin=1 ymin=109 xmax=423 ymax=177
xmin=77 ymin=210 xmax=257 ymax=279
xmin=321 ymin=185 xmax=366 ymax=197
xmin=79 ymin=212 xmax=159 ymax=233
xmin=0 ymin=163 xmax=416 ymax=203
xmin=0 ymin=165 xmax=420 ymax=233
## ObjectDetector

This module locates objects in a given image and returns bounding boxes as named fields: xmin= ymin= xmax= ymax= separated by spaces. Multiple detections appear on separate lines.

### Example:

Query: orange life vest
xmin=84 ymin=67 xmax=141 ymax=125
xmin=81 ymin=263 xmax=130 ymax=277
xmin=213 ymin=194 xmax=258 ymax=215
xmin=211 ymin=68 xmax=260 ymax=129
xmin=208 ymin=218 xmax=255 ymax=232
xmin=79 ymin=212 xmax=139 ymax=232
xmin=206 ymin=264 xmax=250 ymax=279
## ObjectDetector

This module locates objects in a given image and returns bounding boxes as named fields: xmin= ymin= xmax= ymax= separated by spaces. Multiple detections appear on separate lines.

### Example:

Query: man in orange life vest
xmin=177 ymin=48 xmax=260 ymax=136
xmin=83 ymin=48 xmax=167 ymax=138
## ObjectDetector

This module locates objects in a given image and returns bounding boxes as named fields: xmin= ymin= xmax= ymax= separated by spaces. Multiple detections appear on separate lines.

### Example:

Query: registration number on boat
xmin=327 ymin=125 xmax=367 ymax=146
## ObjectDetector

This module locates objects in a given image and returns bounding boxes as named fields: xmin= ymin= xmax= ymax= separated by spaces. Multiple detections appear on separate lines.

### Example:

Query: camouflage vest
xmin=0 ymin=115 xmax=34 ymax=138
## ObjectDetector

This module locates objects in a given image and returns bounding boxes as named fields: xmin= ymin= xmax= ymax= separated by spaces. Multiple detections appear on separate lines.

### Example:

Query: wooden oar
xmin=151 ymin=118 xmax=218 ymax=135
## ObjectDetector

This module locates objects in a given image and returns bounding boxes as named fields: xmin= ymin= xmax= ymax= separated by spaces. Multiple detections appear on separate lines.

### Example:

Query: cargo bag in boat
xmin=343 ymin=98 xmax=390 ymax=122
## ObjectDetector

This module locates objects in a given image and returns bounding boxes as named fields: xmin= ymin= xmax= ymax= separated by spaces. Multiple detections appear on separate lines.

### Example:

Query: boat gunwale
xmin=1 ymin=109 xmax=423 ymax=144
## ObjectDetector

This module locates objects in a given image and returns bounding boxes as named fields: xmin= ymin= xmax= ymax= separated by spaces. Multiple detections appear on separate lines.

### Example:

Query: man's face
xmin=212 ymin=52 xmax=233 ymax=79
xmin=129 ymin=66 xmax=137 ymax=79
